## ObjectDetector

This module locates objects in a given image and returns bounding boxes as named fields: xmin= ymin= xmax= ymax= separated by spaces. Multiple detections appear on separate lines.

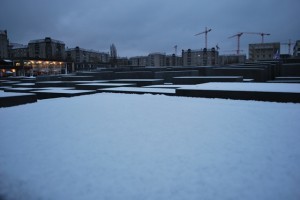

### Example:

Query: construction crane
xmin=229 ymin=32 xmax=271 ymax=55
xmin=228 ymin=32 xmax=244 ymax=55
xmin=281 ymin=39 xmax=294 ymax=55
xmin=195 ymin=27 xmax=212 ymax=49
xmin=243 ymin=32 xmax=271 ymax=43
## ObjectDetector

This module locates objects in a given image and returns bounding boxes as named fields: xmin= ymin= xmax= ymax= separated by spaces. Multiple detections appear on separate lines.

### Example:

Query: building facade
xmin=182 ymin=48 xmax=218 ymax=66
xmin=293 ymin=40 xmax=300 ymax=57
xmin=116 ymin=57 xmax=130 ymax=66
xmin=13 ymin=59 xmax=66 ymax=76
xmin=148 ymin=53 xmax=166 ymax=66
xmin=0 ymin=30 xmax=9 ymax=59
xmin=8 ymin=43 xmax=28 ymax=59
xmin=28 ymin=37 xmax=65 ymax=60
xmin=66 ymin=46 xmax=109 ymax=63
xmin=129 ymin=56 xmax=148 ymax=66
xmin=218 ymin=54 xmax=246 ymax=65
xmin=65 ymin=46 xmax=109 ymax=70
xmin=165 ymin=54 xmax=182 ymax=66
xmin=129 ymin=54 xmax=182 ymax=67
xmin=248 ymin=42 xmax=280 ymax=61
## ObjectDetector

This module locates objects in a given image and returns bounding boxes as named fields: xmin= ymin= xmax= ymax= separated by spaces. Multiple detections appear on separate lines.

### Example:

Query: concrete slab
xmin=275 ymin=77 xmax=300 ymax=81
xmin=4 ymin=87 xmax=40 ymax=93
xmin=6 ymin=77 xmax=27 ymax=81
xmin=20 ymin=78 xmax=36 ymax=83
xmin=269 ymin=77 xmax=300 ymax=83
xmin=176 ymin=82 xmax=300 ymax=103
xmin=109 ymin=79 xmax=164 ymax=87
xmin=115 ymin=71 xmax=153 ymax=79
xmin=76 ymin=71 xmax=115 ymax=80
xmin=35 ymin=81 xmax=67 ymax=87
xmin=60 ymin=76 xmax=95 ymax=81
xmin=280 ymin=63 xmax=300 ymax=76
xmin=99 ymin=87 xmax=175 ymax=95
xmin=172 ymin=76 xmax=243 ymax=85
xmin=65 ymin=80 xmax=109 ymax=87
xmin=208 ymin=67 xmax=267 ymax=82
xmin=0 ymin=86 xmax=12 ymax=91
xmin=0 ymin=80 xmax=8 ymax=86
xmin=1 ymin=81 xmax=21 ymax=86
xmin=12 ymin=83 xmax=36 ymax=88
xmin=154 ymin=70 xmax=199 ymax=82
xmin=143 ymin=85 xmax=189 ymax=89
xmin=75 ymin=83 xmax=136 ymax=90
xmin=37 ymin=87 xmax=75 ymax=90
xmin=267 ymin=80 xmax=300 ymax=83
xmin=31 ymin=89 xmax=97 ymax=99
xmin=36 ymin=75 xmax=62 ymax=82
xmin=0 ymin=91 xmax=37 ymax=107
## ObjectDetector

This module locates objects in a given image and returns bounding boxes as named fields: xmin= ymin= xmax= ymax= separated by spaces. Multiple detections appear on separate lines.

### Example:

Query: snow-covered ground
xmin=1 ymin=93 xmax=300 ymax=200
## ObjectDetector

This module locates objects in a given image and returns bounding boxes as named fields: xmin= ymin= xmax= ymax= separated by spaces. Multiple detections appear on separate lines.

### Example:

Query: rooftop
xmin=29 ymin=37 xmax=65 ymax=45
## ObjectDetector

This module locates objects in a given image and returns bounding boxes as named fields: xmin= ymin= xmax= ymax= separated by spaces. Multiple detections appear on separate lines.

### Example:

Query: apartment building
xmin=218 ymin=54 xmax=246 ymax=65
xmin=182 ymin=48 xmax=218 ymax=66
xmin=293 ymin=40 xmax=300 ymax=57
xmin=66 ymin=46 xmax=109 ymax=63
xmin=148 ymin=53 xmax=166 ymax=66
xmin=248 ymin=42 xmax=280 ymax=61
xmin=8 ymin=43 xmax=28 ymax=59
xmin=165 ymin=54 xmax=182 ymax=66
xmin=129 ymin=56 xmax=148 ymax=66
xmin=28 ymin=37 xmax=65 ymax=60
xmin=0 ymin=30 xmax=9 ymax=59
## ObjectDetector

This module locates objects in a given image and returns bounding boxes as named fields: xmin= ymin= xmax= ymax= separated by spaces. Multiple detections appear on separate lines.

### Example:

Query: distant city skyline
xmin=1 ymin=0 xmax=299 ymax=57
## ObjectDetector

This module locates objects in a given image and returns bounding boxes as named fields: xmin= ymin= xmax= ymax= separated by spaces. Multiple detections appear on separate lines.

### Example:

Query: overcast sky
xmin=1 ymin=0 xmax=300 ymax=57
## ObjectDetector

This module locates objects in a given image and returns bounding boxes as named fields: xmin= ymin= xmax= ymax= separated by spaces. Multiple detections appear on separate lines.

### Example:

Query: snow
xmin=33 ymin=88 xmax=95 ymax=94
xmin=0 ymin=91 xmax=35 ymax=97
xmin=143 ymin=85 xmax=188 ymax=88
xmin=11 ymin=83 xmax=35 ymax=87
xmin=38 ymin=87 xmax=75 ymax=90
xmin=77 ymin=83 xmax=135 ymax=86
xmin=68 ymin=81 xmax=109 ymax=83
xmin=180 ymin=82 xmax=300 ymax=93
xmin=35 ymin=81 xmax=64 ymax=84
xmin=1 ymin=93 xmax=300 ymax=200
xmin=5 ymin=87 xmax=36 ymax=91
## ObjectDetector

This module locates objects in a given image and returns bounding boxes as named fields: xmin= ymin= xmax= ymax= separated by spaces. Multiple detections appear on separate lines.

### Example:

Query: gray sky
xmin=1 ymin=0 xmax=299 ymax=57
